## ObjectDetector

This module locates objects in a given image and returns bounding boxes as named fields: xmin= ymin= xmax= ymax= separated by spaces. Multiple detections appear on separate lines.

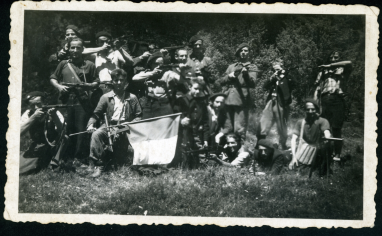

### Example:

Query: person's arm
xmin=118 ymin=48 xmax=134 ymax=67
xmin=318 ymin=60 xmax=352 ymax=68
xmin=48 ymin=109 xmax=65 ymax=132
xmin=131 ymin=96 xmax=143 ymax=122
xmin=20 ymin=109 xmax=45 ymax=136
xmin=289 ymin=134 xmax=299 ymax=170
xmin=50 ymin=61 xmax=70 ymax=93
xmin=243 ymin=64 xmax=257 ymax=88
xmin=82 ymin=43 xmax=110 ymax=55
xmin=324 ymin=130 xmax=331 ymax=139
xmin=87 ymin=95 xmax=107 ymax=128
xmin=212 ymin=151 xmax=250 ymax=168
xmin=84 ymin=62 xmax=99 ymax=89
xmin=132 ymin=70 xmax=156 ymax=81
xmin=218 ymin=65 xmax=234 ymax=85
xmin=263 ymin=72 xmax=277 ymax=90
xmin=202 ymin=108 xmax=210 ymax=147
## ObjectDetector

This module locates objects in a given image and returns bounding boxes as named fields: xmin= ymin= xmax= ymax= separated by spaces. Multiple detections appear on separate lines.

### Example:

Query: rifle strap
xmin=66 ymin=61 xmax=84 ymax=84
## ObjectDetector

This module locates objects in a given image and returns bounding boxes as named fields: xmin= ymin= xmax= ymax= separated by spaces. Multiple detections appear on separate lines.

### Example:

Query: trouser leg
xmin=259 ymin=100 xmax=275 ymax=136
xmin=89 ymin=126 xmax=108 ymax=162
xmin=273 ymin=102 xmax=289 ymax=148
xmin=225 ymin=105 xmax=235 ymax=131
xmin=332 ymin=127 xmax=343 ymax=156
xmin=50 ymin=135 xmax=70 ymax=166
xmin=234 ymin=106 xmax=248 ymax=141
xmin=74 ymin=105 xmax=90 ymax=160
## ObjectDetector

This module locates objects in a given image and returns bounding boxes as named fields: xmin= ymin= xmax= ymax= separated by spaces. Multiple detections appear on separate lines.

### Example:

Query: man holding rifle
xmin=50 ymin=37 xmax=98 ymax=166
xmin=87 ymin=69 xmax=142 ymax=177
xmin=20 ymin=91 xmax=69 ymax=174
xmin=218 ymin=43 xmax=258 ymax=142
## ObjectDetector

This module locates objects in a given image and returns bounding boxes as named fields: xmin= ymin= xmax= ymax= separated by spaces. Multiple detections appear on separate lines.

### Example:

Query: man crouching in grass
xmin=86 ymin=69 xmax=142 ymax=178
xmin=209 ymin=133 xmax=253 ymax=173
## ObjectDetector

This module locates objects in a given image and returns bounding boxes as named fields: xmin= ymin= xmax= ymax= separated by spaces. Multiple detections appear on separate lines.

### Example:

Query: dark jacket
xmin=173 ymin=94 xmax=210 ymax=145
xmin=263 ymin=72 xmax=296 ymax=107
xmin=207 ymin=106 xmax=233 ymax=140
xmin=87 ymin=90 xmax=142 ymax=127
xmin=218 ymin=62 xmax=257 ymax=106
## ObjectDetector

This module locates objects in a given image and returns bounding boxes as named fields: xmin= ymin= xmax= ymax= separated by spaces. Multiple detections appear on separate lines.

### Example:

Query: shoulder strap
xmin=67 ymin=61 xmax=83 ymax=84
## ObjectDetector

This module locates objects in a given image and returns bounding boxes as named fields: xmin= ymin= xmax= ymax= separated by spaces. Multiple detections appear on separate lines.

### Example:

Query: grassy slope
xmin=18 ymin=120 xmax=364 ymax=219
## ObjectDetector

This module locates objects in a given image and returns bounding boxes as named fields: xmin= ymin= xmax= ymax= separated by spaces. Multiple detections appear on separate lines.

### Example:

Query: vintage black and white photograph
xmin=6 ymin=2 xmax=378 ymax=227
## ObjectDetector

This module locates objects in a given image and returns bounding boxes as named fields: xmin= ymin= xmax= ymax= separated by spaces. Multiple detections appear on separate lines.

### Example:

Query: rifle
xmin=61 ymin=82 xmax=93 ymax=89
xmin=41 ymin=104 xmax=75 ymax=112
xmin=157 ymin=63 xmax=180 ymax=71
xmin=182 ymin=146 xmax=222 ymax=160
xmin=162 ymin=45 xmax=185 ymax=51
xmin=104 ymin=113 xmax=114 ymax=152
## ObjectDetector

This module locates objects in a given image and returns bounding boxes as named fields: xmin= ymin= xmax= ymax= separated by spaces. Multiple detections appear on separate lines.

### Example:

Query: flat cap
xmin=95 ymin=31 xmax=112 ymax=39
xmin=25 ymin=91 xmax=45 ymax=101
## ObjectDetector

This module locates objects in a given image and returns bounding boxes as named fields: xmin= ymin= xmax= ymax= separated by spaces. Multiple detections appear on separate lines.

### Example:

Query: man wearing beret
xmin=87 ymin=31 xmax=133 ymax=94
xmin=20 ymin=92 xmax=68 ymax=174
xmin=289 ymin=99 xmax=332 ymax=177
xmin=207 ymin=93 xmax=232 ymax=147
xmin=218 ymin=43 xmax=258 ymax=142
xmin=186 ymin=35 xmax=213 ymax=96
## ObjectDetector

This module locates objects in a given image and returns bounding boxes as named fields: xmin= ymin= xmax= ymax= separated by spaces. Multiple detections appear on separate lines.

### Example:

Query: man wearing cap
xmin=20 ymin=92 xmax=68 ymax=174
xmin=289 ymin=99 xmax=332 ymax=177
xmin=49 ymin=25 xmax=111 ymax=73
xmin=257 ymin=61 xmax=296 ymax=150
xmin=207 ymin=93 xmax=232 ymax=147
xmin=50 ymin=37 xmax=98 ymax=166
xmin=218 ymin=43 xmax=257 ymax=141
xmin=254 ymin=139 xmax=292 ymax=176
xmin=87 ymin=31 xmax=133 ymax=94
xmin=186 ymin=35 xmax=213 ymax=95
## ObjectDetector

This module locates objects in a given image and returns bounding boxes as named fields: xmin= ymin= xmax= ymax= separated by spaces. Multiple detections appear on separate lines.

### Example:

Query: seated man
xmin=87 ymin=69 xmax=142 ymax=177
xmin=209 ymin=133 xmax=252 ymax=172
xmin=289 ymin=98 xmax=332 ymax=177
xmin=254 ymin=139 xmax=292 ymax=176
xmin=20 ymin=91 xmax=68 ymax=175
xmin=172 ymin=78 xmax=209 ymax=169
xmin=207 ymin=93 xmax=232 ymax=148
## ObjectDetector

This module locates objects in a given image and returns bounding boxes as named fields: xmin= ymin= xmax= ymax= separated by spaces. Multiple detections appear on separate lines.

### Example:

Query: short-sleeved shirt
xmin=95 ymin=50 xmax=125 ymax=82
xmin=293 ymin=117 xmax=330 ymax=145
xmin=50 ymin=60 xmax=97 ymax=84
xmin=222 ymin=146 xmax=250 ymax=167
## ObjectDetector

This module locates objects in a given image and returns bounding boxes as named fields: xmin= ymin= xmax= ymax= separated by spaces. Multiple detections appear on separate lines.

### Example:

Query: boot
xmin=86 ymin=158 xmax=95 ymax=172
xmin=90 ymin=166 xmax=104 ymax=178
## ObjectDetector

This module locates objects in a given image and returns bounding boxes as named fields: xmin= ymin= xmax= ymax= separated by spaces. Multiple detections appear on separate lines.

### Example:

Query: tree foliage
xmin=22 ymin=12 xmax=365 ymax=119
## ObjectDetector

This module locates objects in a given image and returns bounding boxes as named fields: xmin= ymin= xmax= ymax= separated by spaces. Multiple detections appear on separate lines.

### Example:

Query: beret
xmin=146 ymin=51 xmax=163 ymax=68
xmin=235 ymin=43 xmax=250 ymax=57
xmin=95 ymin=31 xmax=112 ymax=39
xmin=189 ymin=35 xmax=203 ymax=46
xmin=66 ymin=25 xmax=81 ymax=36
xmin=209 ymin=93 xmax=227 ymax=101
xmin=25 ymin=91 xmax=45 ymax=101
xmin=257 ymin=139 xmax=275 ymax=150
xmin=305 ymin=98 xmax=320 ymax=111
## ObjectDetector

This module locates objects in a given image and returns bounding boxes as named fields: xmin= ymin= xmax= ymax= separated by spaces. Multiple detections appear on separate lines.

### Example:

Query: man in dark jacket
xmin=254 ymin=139 xmax=292 ymax=176
xmin=87 ymin=69 xmax=142 ymax=177
xmin=172 ymin=78 xmax=209 ymax=169
xmin=218 ymin=43 xmax=257 ymax=142
xmin=257 ymin=62 xmax=296 ymax=150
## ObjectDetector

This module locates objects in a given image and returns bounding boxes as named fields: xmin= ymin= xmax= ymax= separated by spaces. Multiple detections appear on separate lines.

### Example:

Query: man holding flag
xmin=87 ymin=69 xmax=142 ymax=177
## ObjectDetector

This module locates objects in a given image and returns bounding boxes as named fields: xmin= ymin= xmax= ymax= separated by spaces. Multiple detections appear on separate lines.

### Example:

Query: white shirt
xmin=111 ymin=92 xmax=126 ymax=122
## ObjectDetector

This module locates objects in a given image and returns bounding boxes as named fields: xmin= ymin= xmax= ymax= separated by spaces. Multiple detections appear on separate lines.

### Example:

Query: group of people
xmin=20 ymin=24 xmax=352 ymax=178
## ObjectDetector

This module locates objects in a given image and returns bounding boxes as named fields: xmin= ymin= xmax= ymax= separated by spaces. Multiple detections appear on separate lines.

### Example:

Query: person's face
xmin=189 ymin=83 xmax=201 ymax=97
xmin=193 ymin=40 xmax=203 ymax=54
xmin=259 ymin=146 xmax=270 ymax=159
xmin=65 ymin=29 xmax=77 ymax=41
xmin=212 ymin=96 xmax=225 ymax=111
xmin=239 ymin=47 xmax=250 ymax=60
xmin=97 ymin=36 xmax=111 ymax=47
xmin=273 ymin=64 xmax=283 ymax=72
xmin=329 ymin=52 xmax=340 ymax=63
xmin=28 ymin=96 xmax=43 ymax=111
xmin=227 ymin=137 xmax=239 ymax=153
xmin=69 ymin=40 xmax=84 ymax=59
xmin=151 ymin=57 xmax=164 ymax=70
xmin=176 ymin=50 xmax=188 ymax=64
xmin=305 ymin=103 xmax=317 ymax=119
xmin=112 ymin=75 xmax=128 ymax=91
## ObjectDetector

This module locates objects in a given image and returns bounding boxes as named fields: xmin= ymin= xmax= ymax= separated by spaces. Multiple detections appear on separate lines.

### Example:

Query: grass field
xmin=18 ymin=119 xmax=364 ymax=219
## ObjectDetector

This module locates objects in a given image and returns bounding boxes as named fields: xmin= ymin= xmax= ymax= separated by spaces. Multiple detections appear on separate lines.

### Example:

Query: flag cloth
xmin=127 ymin=114 xmax=180 ymax=165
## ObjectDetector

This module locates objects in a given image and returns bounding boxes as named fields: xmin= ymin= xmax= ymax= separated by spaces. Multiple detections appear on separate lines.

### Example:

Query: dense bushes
xmin=22 ymin=12 xmax=364 ymax=119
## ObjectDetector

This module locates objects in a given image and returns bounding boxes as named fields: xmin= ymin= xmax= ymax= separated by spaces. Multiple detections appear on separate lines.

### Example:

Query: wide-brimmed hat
xmin=235 ymin=42 xmax=250 ymax=57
